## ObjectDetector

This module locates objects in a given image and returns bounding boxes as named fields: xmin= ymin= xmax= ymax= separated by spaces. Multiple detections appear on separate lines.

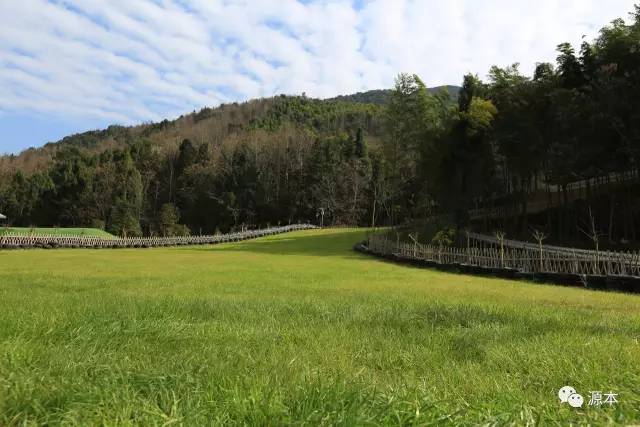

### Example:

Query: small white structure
xmin=0 ymin=213 xmax=6 ymax=221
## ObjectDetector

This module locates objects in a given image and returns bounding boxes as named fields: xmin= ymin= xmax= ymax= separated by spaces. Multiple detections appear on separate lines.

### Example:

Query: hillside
xmin=0 ymin=86 xmax=459 ymax=175
xmin=0 ymin=95 xmax=383 ymax=175
xmin=0 ymin=90 xmax=396 ymax=234
xmin=0 ymin=227 xmax=116 ymax=238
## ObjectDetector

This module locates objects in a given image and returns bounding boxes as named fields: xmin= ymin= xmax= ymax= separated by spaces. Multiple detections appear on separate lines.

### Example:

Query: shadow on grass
xmin=187 ymin=229 xmax=368 ymax=259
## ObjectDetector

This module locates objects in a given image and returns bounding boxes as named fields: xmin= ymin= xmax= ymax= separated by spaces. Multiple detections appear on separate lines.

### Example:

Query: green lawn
xmin=0 ymin=227 xmax=116 ymax=238
xmin=0 ymin=228 xmax=639 ymax=425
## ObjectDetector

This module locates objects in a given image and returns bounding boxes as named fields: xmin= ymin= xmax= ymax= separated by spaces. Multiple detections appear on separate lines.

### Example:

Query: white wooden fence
xmin=0 ymin=224 xmax=317 ymax=250
xmin=366 ymin=233 xmax=640 ymax=277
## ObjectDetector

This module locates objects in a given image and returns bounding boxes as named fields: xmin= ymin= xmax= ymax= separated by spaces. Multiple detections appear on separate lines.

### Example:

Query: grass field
xmin=0 ymin=227 xmax=115 ymax=238
xmin=0 ymin=228 xmax=639 ymax=425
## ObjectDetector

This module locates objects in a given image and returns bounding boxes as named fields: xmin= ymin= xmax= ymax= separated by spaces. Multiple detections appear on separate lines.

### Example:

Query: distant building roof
xmin=0 ymin=213 xmax=6 ymax=220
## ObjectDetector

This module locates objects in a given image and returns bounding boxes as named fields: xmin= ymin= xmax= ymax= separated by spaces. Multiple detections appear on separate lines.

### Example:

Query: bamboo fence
xmin=0 ymin=224 xmax=316 ymax=250
xmin=365 ymin=232 xmax=640 ymax=277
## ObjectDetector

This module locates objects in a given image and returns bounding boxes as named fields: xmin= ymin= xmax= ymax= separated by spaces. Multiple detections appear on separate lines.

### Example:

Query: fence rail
xmin=365 ymin=233 xmax=640 ymax=277
xmin=0 ymin=224 xmax=317 ymax=250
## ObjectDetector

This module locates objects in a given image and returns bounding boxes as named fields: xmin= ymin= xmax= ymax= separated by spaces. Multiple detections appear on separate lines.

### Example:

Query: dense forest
xmin=0 ymin=96 xmax=389 ymax=236
xmin=2 ymin=5 xmax=640 ymax=245
xmin=327 ymin=85 xmax=460 ymax=105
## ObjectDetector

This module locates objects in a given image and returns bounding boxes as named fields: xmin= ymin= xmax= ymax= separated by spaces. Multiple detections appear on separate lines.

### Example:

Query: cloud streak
xmin=0 ymin=0 xmax=636 ymax=150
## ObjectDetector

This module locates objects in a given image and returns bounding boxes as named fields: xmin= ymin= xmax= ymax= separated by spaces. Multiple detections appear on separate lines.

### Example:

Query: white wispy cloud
xmin=0 ymin=0 xmax=636 ymax=130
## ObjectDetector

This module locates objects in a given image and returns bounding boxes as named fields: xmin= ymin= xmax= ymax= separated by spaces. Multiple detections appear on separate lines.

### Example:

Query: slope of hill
xmin=0 ymin=91 xmax=393 ymax=233
xmin=0 ymin=227 xmax=116 ymax=238
xmin=0 ymin=93 xmax=389 ymax=175
xmin=0 ymin=83 xmax=459 ymax=236
xmin=0 ymin=86 xmax=457 ymax=174
xmin=0 ymin=95 xmax=380 ymax=176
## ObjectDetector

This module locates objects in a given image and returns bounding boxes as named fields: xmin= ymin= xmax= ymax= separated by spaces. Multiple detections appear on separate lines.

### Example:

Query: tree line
xmin=0 ymin=96 xmax=386 ymax=236
xmin=380 ymin=5 xmax=640 ymax=246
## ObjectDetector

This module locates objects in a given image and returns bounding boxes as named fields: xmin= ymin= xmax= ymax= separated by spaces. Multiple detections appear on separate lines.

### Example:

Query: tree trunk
xmin=608 ymin=194 xmax=615 ymax=244
xmin=371 ymin=191 xmax=377 ymax=228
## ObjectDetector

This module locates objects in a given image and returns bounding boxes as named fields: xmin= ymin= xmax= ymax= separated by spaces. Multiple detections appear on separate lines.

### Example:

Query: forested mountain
xmin=0 ymin=95 xmax=382 ymax=175
xmin=0 ymin=93 xmax=389 ymax=235
xmin=2 ymin=5 xmax=640 ymax=246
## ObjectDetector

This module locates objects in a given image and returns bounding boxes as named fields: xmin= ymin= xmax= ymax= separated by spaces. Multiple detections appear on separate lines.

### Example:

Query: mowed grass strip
xmin=0 ymin=228 xmax=639 ymax=425
xmin=1 ymin=227 xmax=116 ymax=238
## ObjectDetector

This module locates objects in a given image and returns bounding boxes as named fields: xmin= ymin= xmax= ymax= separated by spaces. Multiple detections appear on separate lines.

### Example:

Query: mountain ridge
xmin=0 ymin=86 xmax=459 ymax=174
xmin=326 ymin=85 xmax=460 ymax=105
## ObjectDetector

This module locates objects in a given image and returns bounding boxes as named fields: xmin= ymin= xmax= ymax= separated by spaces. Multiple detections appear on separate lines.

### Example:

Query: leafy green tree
xmin=105 ymin=151 xmax=143 ymax=236
xmin=431 ymin=73 xmax=497 ymax=228
xmin=108 ymin=198 xmax=142 ymax=237
xmin=385 ymin=73 xmax=445 ymax=224
xmin=158 ymin=203 xmax=180 ymax=236
xmin=157 ymin=203 xmax=190 ymax=236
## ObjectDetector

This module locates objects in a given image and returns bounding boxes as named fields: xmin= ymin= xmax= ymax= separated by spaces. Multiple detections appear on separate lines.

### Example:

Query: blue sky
xmin=0 ymin=0 xmax=636 ymax=154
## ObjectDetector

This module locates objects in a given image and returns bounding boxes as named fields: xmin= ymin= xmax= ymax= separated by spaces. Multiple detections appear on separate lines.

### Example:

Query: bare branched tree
xmin=408 ymin=232 xmax=420 ymax=258
xmin=495 ymin=230 xmax=506 ymax=268
xmin=531 ymin=228 xmax=548 ymax=272
xmin=578 ymin=206 xmax=603 ymax=273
